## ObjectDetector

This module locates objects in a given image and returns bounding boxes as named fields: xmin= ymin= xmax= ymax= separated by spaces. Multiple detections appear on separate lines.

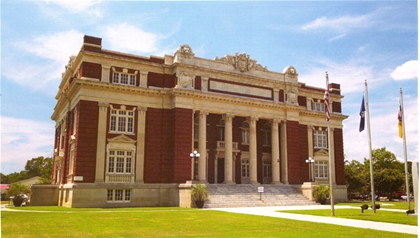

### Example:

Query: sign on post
xmin=258 ymin=186 xmax=264 ymax=200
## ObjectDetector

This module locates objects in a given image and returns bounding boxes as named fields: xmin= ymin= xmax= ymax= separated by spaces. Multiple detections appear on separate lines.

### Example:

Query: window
xmin=108 ymin=150 xmax=133 ymax=174
xmin=219 ymin=119 xmax=225 ymax=141
xmin=110 ymin=107 xmax=135 ymax=133
xmin=312 ymin=101 xmax=325 ymax=112
xmin=262 ymin=124 xmax=271 ymax=146
xmin=194 ymin=117 xmax=199 ymax=141
xmin=314 ymin=130 xmax=327 ymax=149
xmin=72 ymin=108 xmax=77 ymax=135
xmin=113 ymin=72 xmax=136 ymax=86
xmin=315 ymin=161 xmax=328 ymax=178
xmin=241 ymin=122 xmax=250 ymax=145
xmin=107 ymin=189 xmax=131 ymax=202
xmin=69 ymin=145 xmax=75 ymax=175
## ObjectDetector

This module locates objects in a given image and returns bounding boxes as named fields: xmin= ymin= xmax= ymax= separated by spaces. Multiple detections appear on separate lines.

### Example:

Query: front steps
xmin=204 ymin=184 xmax=317 ymax=208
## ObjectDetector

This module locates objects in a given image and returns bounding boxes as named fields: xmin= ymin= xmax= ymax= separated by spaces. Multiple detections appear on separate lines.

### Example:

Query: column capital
xmin=247 ymin=116 xmax=259 ymax=123
xmin=199 ymin=110 xmax=209 ymax=116
xmin=98 ymin=102 xmax=109 ymax=108
xmin=272 ymin=118 xmax=282 ymax=124
xmin=222 ymin=113 xmax=235 ymax=121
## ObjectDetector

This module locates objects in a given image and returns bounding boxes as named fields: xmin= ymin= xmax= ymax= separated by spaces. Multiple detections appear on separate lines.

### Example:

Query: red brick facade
xmin=51 ymin=35 xmax=348 ymax=207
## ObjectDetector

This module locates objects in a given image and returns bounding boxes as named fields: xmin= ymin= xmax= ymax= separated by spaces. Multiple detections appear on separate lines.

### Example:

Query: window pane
xmin=127 ymin=117 xmax=134 ymax=133
xmin=116 ymin=157 xmax=124 ymax=173
xmin=115 ymin=190 xmax=123 ymax=201
xmin=107 ymin=190 xmax=113 ymax=201
xmin=118 ymin=117 xmax=126 ymax=132
xmin=108 ymin=157 xmax=114 ymax=173
xmin=110 ymin=115 xmax=117 ymax=131
xmin=126 ymin=158 xmax=132 ymax=173
xmin=125 ymin=190 xmax=131 ymax=201
xmin=130 ymin=75 xmax=136 ymax=85
xmin=113 ymin=73 xmax=119 ymax=83
xmin=121 ymin=74 xmax=128 ymax=84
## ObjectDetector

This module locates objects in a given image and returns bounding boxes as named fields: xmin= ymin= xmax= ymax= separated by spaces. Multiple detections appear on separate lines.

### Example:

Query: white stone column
xmin=198 ymin=111 xmax=208 ymax=182
xmin=249 ymin=116 xmax=259 ymax=184
xmin=307 ymin=126 xmax=314 ymax=159
xmin=271 ymin=118 xmax=281 ymax=184
xmin=223 ymin=113 xmax=234 ymax=184
xmin=135 ymin=107 xmax=147 ymax=183
xmin=139 ymin=71 xmax=148 ymax=88
xmin=280 ymin=120 xmax=288 ymax=184
xmin=95 ymin=102 xmax=109 ymax=183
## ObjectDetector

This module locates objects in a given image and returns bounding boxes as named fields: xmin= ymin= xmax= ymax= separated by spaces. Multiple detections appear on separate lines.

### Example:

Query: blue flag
xmin=359 ymin=95 xmax=365 ymax=132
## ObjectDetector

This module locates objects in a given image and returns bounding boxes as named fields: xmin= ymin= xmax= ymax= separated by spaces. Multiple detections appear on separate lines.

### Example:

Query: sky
xmin=1 ymin=1 xmax=418 ymax=175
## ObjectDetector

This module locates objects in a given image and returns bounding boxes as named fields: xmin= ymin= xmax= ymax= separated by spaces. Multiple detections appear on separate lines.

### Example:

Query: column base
xmin=223 ymin=181 xmax=235 ymax=184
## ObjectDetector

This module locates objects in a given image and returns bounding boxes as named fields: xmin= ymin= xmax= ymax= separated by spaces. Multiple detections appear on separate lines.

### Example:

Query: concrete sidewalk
xmin=210 ymin=205 xmax=418 ymax=235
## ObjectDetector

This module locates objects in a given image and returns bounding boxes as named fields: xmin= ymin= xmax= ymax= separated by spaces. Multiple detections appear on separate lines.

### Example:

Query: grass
xmin=281 ymin=202 xmax=417 ymax=226
xmin=336 ymin=201 xmax=414 ymax=210
xmin=1 ymin=206 xmax=416 ymax=238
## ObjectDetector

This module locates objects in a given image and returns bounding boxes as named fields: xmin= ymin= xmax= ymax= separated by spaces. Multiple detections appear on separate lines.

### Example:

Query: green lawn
xmin=336 ymin=201 xmax=415 ymax=210
xmin=281 ymin=205 xmax=417 ymax=226
xmin=1 ymin=206 xmax=416 ymax=238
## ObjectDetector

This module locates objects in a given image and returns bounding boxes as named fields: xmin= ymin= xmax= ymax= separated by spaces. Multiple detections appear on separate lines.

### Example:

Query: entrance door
xmin=263 ymin=159 xmax=272 ymax=184
xmin=217 ymin=158 xmax=224 ymax=183
xmin=241 ymin=159 xmax=250 ymax=184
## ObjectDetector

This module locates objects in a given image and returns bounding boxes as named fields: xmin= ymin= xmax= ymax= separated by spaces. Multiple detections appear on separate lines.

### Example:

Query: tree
xmin=345 ymin=147 xmax=408 ymax=200
xmin=25 ymin=156 xmax=52 ymax=184
xmin=344 ymin=160 xmax=367 ymax=197
xmin=364 ymin=147 xmax=406 ymax=198
xmin=6 ymin=183 xmax=30 ymax=198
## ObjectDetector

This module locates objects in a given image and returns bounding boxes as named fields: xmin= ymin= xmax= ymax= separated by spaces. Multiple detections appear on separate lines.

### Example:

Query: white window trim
xmin=112 ymin=67 xmax=138 ymax=86
xmin=314 ymin=160 xmax=328 ymax=179
xmin=109 ymin=105 xmax=136 ymax=134
xmin=314 ymin=130 xmax=328 ymax=149
xmin=107 ymin=189 xmax=131 ymax=202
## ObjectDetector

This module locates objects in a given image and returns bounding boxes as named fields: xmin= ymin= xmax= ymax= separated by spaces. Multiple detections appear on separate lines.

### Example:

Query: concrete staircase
xmin=204 ymin=184 xmax=317 ymax=208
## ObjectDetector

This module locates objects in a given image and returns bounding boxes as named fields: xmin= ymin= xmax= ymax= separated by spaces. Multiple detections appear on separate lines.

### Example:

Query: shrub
xmin=314 ymin=185 xmax=329 ymax=204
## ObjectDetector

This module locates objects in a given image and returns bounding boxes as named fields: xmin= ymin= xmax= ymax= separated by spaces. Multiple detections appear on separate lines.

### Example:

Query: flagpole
xmin=400 ymin=87 xmax=411 ymax=210
xmin=365 ymin=80 xmax=376 ymax=213
xmin=326 ymin=71 xmax=335 ymax=216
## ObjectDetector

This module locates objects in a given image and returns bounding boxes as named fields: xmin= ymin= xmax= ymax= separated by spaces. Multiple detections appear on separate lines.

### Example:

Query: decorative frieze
xmin=215 ymin=52 xmax=268 ymax=72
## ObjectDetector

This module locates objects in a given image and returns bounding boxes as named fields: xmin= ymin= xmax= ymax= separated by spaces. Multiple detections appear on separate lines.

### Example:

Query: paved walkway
xmin=210 ymin=205 xmax=418 ymax=235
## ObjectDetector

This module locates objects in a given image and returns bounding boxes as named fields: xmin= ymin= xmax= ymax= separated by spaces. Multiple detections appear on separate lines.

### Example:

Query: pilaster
xmin=95 ymin=102 xmax=108 ymax=183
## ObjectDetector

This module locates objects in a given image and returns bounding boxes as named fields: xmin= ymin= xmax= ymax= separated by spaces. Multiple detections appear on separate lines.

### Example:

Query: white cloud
xmin=17 ymin=30 xmax=83 ymax=64
xmin=46 ymin=0 xmax=103 ymax=17
xmin=1 ymin=116 xmax=55 ymax=174
xmin=298 ymin=58 xmax=377 ymax=95
xmin=344 ymin=97 xmax=418 ymax=163
xmin=390 ymin=60 xmax=418 ymax=80
xmin=301 ymin=15 xmax=371 ymax=32
xmin=3 ymin=31 xmax=84 ymax=94
xmin=104 ymin=23 xmax=159 ymax=53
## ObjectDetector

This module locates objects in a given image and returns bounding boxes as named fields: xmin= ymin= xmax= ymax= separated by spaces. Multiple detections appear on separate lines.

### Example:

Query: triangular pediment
xmin=314 ymin=149 xmax=329 ymax=156
xmin=107 ymin=134 xmax=136 ymax=144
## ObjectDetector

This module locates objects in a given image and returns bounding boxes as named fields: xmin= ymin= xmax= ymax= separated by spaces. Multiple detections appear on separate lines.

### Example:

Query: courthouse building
xmin=48 ymin=35 xmax=348 ymax=207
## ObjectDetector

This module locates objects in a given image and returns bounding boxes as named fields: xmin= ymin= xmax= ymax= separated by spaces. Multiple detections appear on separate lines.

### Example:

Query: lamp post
xmin=190 ymin=150 xmax=200 ymax=181
xmin=305 ymin=157 xmax=315 ymax=182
